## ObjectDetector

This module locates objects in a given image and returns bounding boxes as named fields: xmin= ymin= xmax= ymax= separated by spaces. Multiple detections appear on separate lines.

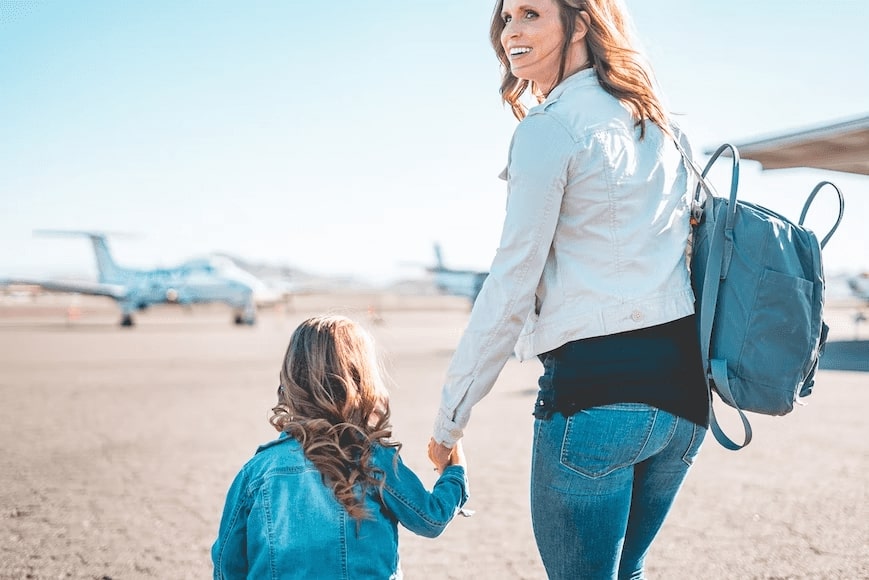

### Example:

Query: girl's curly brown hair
xmin=269 ymin=315 xmax=400 ymax=521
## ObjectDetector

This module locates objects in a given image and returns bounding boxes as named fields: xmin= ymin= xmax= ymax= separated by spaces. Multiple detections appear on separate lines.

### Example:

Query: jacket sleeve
xmin=211 ymin=468 xmax=252 ymax=580
xmin=432 ymin=112 xmax=576 ymax=446
xmin=376 ymin=446 xmax=469 ymax=539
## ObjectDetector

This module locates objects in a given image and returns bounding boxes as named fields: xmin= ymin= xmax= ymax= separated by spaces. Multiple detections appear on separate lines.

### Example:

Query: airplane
xmin=0 ymin=230 xmax=259 ymax=327
xmin=428 ymin=243 xmax=489 ymax=306
xmin=848 ymin=273 xmax=869 ymax=301
xmin=209 ymin=252 xmax=302 ymax=305
xmin=709 ymin=113 xmax=869 ymax=303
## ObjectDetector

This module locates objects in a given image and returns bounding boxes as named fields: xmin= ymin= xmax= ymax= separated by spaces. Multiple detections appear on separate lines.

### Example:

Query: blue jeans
xmin=530 ymin=403 xmax=706 ymax=580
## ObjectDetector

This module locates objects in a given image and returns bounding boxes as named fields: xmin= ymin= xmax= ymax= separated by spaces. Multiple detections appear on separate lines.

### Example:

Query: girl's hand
xmin=427 ymin=438 xmax=453 ymax=473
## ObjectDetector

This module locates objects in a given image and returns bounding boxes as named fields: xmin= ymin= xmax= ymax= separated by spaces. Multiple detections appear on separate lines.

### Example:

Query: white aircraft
xmin=428 ymin=243 xmax=489 ymax=306
xmin=209 ymin=252 xmax=301 ymax=305
xmin=711 ymin=113 xmax=869 ymax=303
xmin=848 ymin=273 xmax=869 ymax=301
xmin=0 ymin=231 xmax=261 ymax=326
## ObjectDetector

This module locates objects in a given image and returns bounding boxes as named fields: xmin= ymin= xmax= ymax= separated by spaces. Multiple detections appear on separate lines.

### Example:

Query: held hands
xmin=429 ymin=438 xmax=475 ymax=518
xmin=428 ymin=437 xmax=466 ymax=474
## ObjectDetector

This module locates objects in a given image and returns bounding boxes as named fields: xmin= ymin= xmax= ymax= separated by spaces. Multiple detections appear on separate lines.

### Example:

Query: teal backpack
xmin=676 ymin=141 xmax=845 ymax=450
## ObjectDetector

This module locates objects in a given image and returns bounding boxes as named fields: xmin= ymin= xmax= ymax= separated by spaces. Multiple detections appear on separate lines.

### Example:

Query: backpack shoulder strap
xmin=673 ymin=137 xmax=754 ymax=450
xmin=709 ymin=361 xmax=753 ymax=449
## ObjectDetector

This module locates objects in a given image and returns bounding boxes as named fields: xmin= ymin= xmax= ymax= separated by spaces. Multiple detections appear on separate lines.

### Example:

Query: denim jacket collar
xmin=255 ymin=430 xmax=290 ymax=454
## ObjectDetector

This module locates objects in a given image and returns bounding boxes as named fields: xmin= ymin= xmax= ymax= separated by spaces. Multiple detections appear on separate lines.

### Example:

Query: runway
xmin=0 ymin=294 xmax=866 ymax=579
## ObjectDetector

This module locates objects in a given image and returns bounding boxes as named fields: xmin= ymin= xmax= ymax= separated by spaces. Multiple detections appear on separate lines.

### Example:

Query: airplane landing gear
xmin=120 ymin=313 xmax=135 ymax=327
xmin=234 ymin=305 xmax=256 ymax=326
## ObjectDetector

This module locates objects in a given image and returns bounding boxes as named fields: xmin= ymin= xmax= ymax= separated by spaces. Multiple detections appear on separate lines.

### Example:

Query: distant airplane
xmin=209 ymin=252 xmax=301 ymax=304
xmin=711 ymin=113 xmax=869 ymax=304
xmin=0 ymin=231 xmax=259 ymax=326
xmin=428 ymin=243 xmax=488 ymax=306
xmin=848 ymin=273 xmax=869 ymax=301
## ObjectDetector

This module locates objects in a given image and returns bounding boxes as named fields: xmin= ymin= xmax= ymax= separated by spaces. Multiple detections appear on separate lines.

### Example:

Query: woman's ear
xmin=572 ymin=10 xmax=590 ymax=43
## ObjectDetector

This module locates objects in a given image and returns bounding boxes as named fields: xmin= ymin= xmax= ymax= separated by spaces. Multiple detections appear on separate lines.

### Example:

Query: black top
xmin=535 ymin=315 xmax=709 ymax=427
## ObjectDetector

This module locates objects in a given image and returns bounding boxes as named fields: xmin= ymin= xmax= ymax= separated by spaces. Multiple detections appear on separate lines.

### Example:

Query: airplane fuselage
xmin=109 ymin=265 xmax=253 ymax=312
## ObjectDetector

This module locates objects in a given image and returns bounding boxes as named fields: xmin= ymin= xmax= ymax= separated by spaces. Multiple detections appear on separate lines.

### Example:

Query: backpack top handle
xmin=799 ymin=181 xmax=845 ymax=249
xmin=696 ymin=143 xmax=741 ymax=206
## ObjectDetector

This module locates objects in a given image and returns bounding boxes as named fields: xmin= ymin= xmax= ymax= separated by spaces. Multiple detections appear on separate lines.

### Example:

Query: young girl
xmin=213 ymin=315 xmax=468 ymax=579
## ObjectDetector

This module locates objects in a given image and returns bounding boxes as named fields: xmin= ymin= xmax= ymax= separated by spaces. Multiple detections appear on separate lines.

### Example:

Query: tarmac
xmin=0 ymin=293 xmax=866 ymax=579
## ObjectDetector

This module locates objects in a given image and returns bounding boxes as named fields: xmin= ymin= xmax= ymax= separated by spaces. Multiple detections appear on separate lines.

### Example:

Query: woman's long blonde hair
xmin=269 ymin=315 xmax=399 ymax=521
xmin=490 ymin=0 xmax=669 ymax=138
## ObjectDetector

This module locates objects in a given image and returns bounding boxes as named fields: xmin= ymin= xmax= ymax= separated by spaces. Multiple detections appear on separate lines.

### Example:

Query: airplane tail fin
xmin=34 ymin=230 xmax=126 ymax=283
xmin=89 ymin=234 xmax=125 ymax=283
xmin=433 ymin=243 xmax=445 ymax=269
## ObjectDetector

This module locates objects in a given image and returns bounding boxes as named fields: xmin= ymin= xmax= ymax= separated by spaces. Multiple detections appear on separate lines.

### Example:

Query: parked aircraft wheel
xmin=120 ymin=314 xmax=134 ymax=327
xmin=235 ymin=302 xmax=256 ymax=326
xmin=234 ymin=313 xmax=255 ymax=325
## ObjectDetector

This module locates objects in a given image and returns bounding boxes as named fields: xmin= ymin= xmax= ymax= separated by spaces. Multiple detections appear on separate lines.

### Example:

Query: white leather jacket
xmin=433 ymin=68 xmax=696 ymax=446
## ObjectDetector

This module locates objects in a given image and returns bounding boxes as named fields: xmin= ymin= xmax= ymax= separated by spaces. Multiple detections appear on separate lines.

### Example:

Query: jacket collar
xmin=540 ymin=67 xmax=598 ymax=106
xmin=256 ymin=430 xmax=295 ymax=454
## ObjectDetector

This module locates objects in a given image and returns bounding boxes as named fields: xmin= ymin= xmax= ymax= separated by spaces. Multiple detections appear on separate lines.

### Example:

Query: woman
xmin=427 ymin=0 xmax=708 ymax=578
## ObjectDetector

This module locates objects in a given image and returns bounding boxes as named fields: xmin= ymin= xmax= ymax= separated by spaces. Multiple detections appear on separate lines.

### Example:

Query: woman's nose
xmin=502 ymin=22 xmax=519 ymax=44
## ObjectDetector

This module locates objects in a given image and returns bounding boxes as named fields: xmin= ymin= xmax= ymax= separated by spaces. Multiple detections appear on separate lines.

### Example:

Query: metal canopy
xmin=706 ymin=114 xmax=869 ymax=176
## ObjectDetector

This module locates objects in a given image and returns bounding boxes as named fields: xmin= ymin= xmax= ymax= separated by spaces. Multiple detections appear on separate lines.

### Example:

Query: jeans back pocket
xmin=560 ymin=404 xmax=657 ymax=478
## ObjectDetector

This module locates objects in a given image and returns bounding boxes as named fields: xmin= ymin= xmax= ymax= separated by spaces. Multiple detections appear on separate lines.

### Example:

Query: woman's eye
xmin=503 ymin=14 xmax=512 ymax=23
xmin=525 ymin=10 xmax=538 ymax=19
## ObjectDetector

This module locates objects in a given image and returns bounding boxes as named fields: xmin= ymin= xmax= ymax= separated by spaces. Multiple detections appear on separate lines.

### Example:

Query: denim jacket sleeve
xmin=211 ymin=467 xmax=252 ymax=579
xmin=375 ymin=445 xmax=469 ymax=539
xmin=433 ymin=112 xmax=577 ymax=446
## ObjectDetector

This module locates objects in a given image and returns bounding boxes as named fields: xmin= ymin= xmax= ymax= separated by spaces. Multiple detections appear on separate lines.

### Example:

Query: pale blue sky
xmin=1 ymin=0 xmax=867 ymax=283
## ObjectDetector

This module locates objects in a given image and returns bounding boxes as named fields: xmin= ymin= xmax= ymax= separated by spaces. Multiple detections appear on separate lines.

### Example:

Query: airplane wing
xmin=708 ymin=114 xmax=869 ymax=305
xmin=0 ymin=277 xmax=127 ymax=299
xmin=706 ymin=114 xmax=869 ymax=175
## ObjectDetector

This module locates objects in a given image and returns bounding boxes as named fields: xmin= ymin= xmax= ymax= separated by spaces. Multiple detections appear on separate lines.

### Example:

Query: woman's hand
xmin=427 ymin=438 xmax=453 ymax=473
xmin=448 ymin=440 xmax=466 ymax=469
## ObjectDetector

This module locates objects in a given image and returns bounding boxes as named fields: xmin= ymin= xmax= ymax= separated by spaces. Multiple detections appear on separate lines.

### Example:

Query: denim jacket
xmin=212 ymin=433 xmax=468 ymax=579
xmin=433 ymin=68 xmax=696 ymax=446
